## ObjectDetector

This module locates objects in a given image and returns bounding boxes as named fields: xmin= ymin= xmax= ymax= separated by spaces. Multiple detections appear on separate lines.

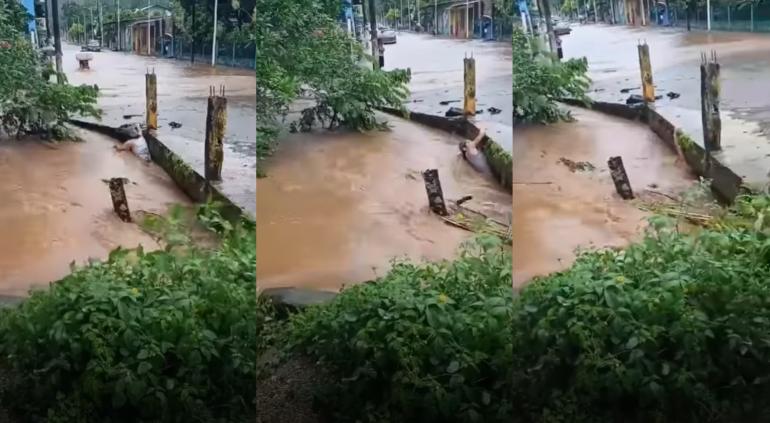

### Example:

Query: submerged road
xmin=64 ymin=44 xmax=256 ymax=216
xmin=383 ymin=32 xmax=512 ymax=152
xmin=513 ymin=107 xmax=695 ymax=286
xmin=564 ymin=24 xmax=770 ymax=189
xmin=257 ymin=113 xmax=512 ymax=292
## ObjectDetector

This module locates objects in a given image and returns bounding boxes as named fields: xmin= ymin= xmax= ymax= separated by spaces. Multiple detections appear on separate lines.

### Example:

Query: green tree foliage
xmin=0 ymin=207 xmax=256 ymax=422
xmin=287 ymin=236 xmax=513 ymax=423
xmin=512 ymin=27 xmax=590 ymax=123
xmin=0 ymin=0 xmax=99 ymax=139
xmin=255 ymin=0 xmax=410 ymax=169
xmin=69 ymin=22 xmax=85 ymax=41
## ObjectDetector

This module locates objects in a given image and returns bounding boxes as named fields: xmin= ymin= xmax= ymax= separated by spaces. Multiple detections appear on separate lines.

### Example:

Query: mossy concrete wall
xmin=68 ymin=119 xmax=251 ymax=223
xmin=558 ymin=100 xmax=745 ymax=203
xmin=378 ymin=107 xmax=512 ymax=191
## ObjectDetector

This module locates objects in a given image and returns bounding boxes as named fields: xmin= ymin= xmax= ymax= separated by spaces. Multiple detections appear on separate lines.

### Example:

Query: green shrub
xmin=0 ymin=210 xmax=256 ymax=422
xmin=511 ymin=213 xmax=770 ymax=422
xmin=512 ymin=27 xmax=590 ymax=124
xmin=288 ymin=236 xmax=513 ymax=423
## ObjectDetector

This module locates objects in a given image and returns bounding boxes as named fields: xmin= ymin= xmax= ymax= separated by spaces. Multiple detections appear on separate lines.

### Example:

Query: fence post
xmin=608 ymin=156 xmax=634 ymax=200
xmin=700 ymin=51 xmax=721 ymax=152
xmin=205 ymin=85 xmax=227 ymax=181
xmin=463 ymin=55 xmax=476 ymax=117
xmin=638 ymin=41 xmax=655 ymax=103
xmin=422 ymin=169 xmax=448 ymax=216
xmin=108 ymin=178 xmax=132 ymax=222
xmin=145 ymin=69 xmax=157 ymax=130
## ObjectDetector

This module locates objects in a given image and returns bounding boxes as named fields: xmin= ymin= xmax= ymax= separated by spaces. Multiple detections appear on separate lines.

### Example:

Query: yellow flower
xmin=615 ymin=276 xmax=626 ymax=284
xmin=438 ymin=293 xmax=449 ymax=304
xmin=131 ymin=288 xmax=140 ymax=295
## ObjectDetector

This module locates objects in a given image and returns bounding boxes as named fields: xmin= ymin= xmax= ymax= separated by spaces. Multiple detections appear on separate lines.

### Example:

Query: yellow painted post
xmin=205 ymin=85 xmax=227 ymax=181
xmin=145 ymin=69 xmax=158 ymax=130
xmin=463 ymin=56 xmax=476 ymax=116
xmin=638 ymin=42 xmax=655 ymax=102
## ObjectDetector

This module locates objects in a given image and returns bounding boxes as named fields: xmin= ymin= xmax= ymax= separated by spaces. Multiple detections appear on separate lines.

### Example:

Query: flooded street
xmin=63 ymin=43 xmax=256 ymax=215
xmin=257 ymin=115 xmax=511 ymax=291
xmin=0 ymin=130 xmax=189 ymax=298
xmin=564 ymin=24 xmax=770 ymax=189
xmin=384 ymin=32 xmax=513 ymax=152
xmin=513 ymin=107 xmax=694 ymax=286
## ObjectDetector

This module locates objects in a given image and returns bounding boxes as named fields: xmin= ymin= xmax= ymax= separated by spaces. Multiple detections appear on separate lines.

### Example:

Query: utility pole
xmin=400 ymin=0 xmax=403 ymax=28
xmin=211 ymin=0 xmax=218 ymax=65
xmin=117 ymin=0 xmax=120 ymax=50
xmin=146 ymin=0 xmax=151 ymax=55
xmin=51 ymin=0 xmax=63 ymax=83
xmin=416 ymin=0 xmax=420 ymax=27
xmin=540 ymin=0 xmax=557 ymax=53
xmin=191 ymin=1 xmax=196 ymax=63
xmin=434 ymin=0 xmax=437 ymax=34
xmin=99 ymin=0 xmax=103 ymax=46
xmin=706 ymin=0 xmax=711 ymax=30
xmin=367 ymin=0 xmax=378 ymax=69
xmin=90 ymin=7 xmax=93 ymax=38
xmin=465 ymin=0 xmax=469 ymax=38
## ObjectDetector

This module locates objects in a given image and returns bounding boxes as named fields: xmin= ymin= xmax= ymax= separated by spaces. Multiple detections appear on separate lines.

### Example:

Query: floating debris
xmin=558 ymin=157 xmax=595 ymax=172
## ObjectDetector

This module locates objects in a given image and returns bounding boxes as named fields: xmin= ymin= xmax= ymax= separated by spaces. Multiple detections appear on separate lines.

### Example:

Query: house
xmin=419 ymin=0 xmax=494 ymax=39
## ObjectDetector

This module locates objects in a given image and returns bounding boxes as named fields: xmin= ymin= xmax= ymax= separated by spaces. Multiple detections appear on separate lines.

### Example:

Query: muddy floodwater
xmin=513 ymin=107 xmax=695 ymax=287
xmin=0 ymin=130 xmax=189 ymax=297
xmin=257 ymin=115 xmax=512 ymax=292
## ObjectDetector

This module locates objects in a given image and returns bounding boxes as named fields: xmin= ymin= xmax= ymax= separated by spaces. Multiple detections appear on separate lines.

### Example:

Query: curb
xmin=68 ymin=119 xmax=254 ymax=223
xmin=377 ymin=107 xmax=512 ymax=191
xmin=559 ymin=98 xmax=747 ymax=203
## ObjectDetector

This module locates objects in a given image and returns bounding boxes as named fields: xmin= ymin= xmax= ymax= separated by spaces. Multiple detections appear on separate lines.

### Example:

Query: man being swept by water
xmin=112 ymin=123 xmax=151 ymax=161
xmin=114 ymin=136 xmax=151 ymax=162
xmin=459 ymin=126 xmax=492 ymax=176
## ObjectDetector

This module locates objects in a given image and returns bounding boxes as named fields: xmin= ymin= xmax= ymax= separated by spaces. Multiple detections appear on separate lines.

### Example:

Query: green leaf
xmin=447 ymin=360 xmax=460 ymax=373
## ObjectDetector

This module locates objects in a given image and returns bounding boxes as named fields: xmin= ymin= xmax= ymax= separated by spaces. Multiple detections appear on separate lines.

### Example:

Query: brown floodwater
xmin=0 ymin=130 xmax=189 ymax=297
xmin=256 ymin=116 xmax=512 ymax=292
xmin=513 ymin=107 xmax=695 ymax=287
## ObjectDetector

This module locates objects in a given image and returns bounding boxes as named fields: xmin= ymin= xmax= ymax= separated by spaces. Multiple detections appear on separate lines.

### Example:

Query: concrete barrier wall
xmin=378 ymin=107 xmax=513 ymax=191
xmin=68 ymin=119 xmax=251 ymax=223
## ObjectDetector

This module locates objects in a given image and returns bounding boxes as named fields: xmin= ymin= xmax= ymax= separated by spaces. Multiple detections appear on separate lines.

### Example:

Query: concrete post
xmin=700 ymin=51 xmax=721 ymax=152
xmin=637 ymin=42 xmax=654 ymax=103
xmin=205 ymin=85 xmax=227 ymax=181
xmin=463 ymin=56 xmax=476 ymax=116
xmin=608 ymin=156 xmax=634 ymax=199
xmin=145 ymin=69 xmax=158 ymax=130
xmin=422 ymin=169 xmax=448 ymax=216
xmin=108 ymin=178 xmax=132 ymax=222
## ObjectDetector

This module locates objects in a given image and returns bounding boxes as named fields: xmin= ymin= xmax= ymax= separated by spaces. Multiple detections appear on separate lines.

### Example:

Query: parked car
xmin=554 ymin=24 xmax=572 ymax=36
xmin=378 ymin=29 xmax=397 ymax=44
xmin=81 ymin=39 xmax=101 ymax=52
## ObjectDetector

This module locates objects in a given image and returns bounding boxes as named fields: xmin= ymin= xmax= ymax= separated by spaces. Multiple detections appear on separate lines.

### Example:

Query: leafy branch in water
xmin=512 ymin=28 xmax=590 ymax=124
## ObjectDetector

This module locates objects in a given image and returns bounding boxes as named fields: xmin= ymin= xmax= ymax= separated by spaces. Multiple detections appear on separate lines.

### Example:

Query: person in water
xmin=114 ymin=136 xmax=151 ymax=161
xmin=459 ymin=127 xmax=492 ymax=175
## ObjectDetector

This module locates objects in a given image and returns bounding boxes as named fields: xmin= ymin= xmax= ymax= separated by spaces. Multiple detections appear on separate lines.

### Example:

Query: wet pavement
xmin=63 ymin=43 xmax=256 ymax=216
xmin=513 ymin=107 xmax=695 ymax=286
xmin=0 ymin=130 xmax=189 ymax=297
xmin=383 ymin=32 xmax=513 ymax=152
xmin=564 ymin=24 xmax=770 ymax=189
xmin=257 ymin=113 xmax=512 ymax=292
